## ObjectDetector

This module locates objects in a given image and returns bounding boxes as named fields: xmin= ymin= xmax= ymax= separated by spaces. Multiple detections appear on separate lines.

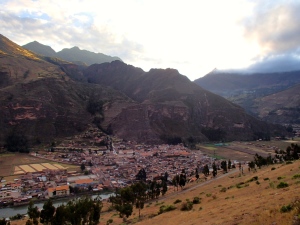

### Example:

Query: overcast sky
xmin=1 ymin=0 xmax=300 ymax=80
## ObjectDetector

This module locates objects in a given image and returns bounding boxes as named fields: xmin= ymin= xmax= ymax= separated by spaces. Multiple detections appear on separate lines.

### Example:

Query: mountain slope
xmin=0 ymin=34 xmax=132 ymax=145
xmin=23 ymin=41 xmax=57 ymax=57
xmin=0 ymin=34 xmax=286 ymax=145
xmin=252 ymin=84 xmax=300 ymax=124
xmin=23 ymin=41 xmax=122 ymax=66
xmin=194 ymin=71 xmax=300 ymax=124
xmin=84 ymin=61 xmax=284 ymax=143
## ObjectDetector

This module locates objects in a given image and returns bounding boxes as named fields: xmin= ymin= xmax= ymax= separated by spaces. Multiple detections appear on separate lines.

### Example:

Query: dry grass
xmin=99 ymin=161 xmax=300 ymax=225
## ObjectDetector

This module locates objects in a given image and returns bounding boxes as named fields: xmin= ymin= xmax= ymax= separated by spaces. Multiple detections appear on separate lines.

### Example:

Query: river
xmin=0 ymin=193 xmax=113 ymax=218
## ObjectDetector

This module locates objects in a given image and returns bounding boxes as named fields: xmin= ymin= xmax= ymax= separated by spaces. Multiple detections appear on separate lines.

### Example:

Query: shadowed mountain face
xmin=0 ymin=34 xmax=285 ymax=145
xmin=23 ymin=41 xmax=121 ymax=66
xmin=84 ymin=61 xmax=284 ymax=143
xmin=194 ymin=71 xmax=300 ymax=125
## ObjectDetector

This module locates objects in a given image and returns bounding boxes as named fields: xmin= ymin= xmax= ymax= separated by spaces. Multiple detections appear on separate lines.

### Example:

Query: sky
xmin=1 ymin=0 xmax=300 ymax=81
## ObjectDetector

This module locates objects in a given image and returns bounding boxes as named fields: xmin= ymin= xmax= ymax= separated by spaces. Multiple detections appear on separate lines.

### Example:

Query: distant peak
xmin=71 ymin=46 xmax=80 ymax=50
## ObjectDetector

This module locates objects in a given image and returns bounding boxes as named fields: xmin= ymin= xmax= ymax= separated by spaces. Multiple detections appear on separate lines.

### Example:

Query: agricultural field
xmin=196 ymin=139 xmax=300 ymax=162
xmin=0 ymin=153 xmax=79 ymax=181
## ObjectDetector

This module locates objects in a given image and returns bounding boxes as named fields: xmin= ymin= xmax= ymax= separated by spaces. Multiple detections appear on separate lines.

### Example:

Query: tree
xmin=5 ymin=133 xmax=29 ymax=153
xmin=52 ymin=205 xmax=66 ymax=225
xmin=131 ymin=181 xmax=147 ymax=218
xmin=111 ymin=186 xmax=134 ymax=218
xmin=136 ymin=168 xmax=146 ymax=181
xmin=179 ymin=171 xmax=186 ymax=190
xmin=80 ymin=163 xmax=85 ymax=172
xmin=172 ymin=174 xmax=180 ymax=191
xmin=40 ymin=199 xmax=55 ymax=225
xmin=221 ymin=161 xmax=227 ymax=173
xmin=27 ymin=200 xmax=40 ymax=225
xmin=195 ymin=168 xmax=200 ymax=180
xmin=64 ymin=196 xmax=102 ymax=225
xmin=203 ymin=164 xmax=209 ymax=176
xmin=161 ymin=180 xmax=168 ymax=196
xmin=212 ymin=162 xmax=217 ymax=177
xmin=228 ymin=159 xmax=232 ymax=169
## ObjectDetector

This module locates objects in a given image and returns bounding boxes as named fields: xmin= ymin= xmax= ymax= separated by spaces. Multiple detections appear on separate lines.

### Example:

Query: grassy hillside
xmin=98 ymin=160 xmax=300 ymax=225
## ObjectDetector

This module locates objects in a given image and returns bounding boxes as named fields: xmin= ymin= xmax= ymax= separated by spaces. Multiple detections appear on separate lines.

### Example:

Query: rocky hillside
xmin=194 ymin=71 xmax=300 ymax=125
xmin=0 ymin=34 xmax=132 ymax=146
xmin=84 ymin=61 xmax=284 ymax=143
xmin=23 ymin=41 xmax=121 ymax=66
xmin=252 ymin=84 xmax=300 ymax=124
xmin=0 ymin=34 xmax=286 ymax=146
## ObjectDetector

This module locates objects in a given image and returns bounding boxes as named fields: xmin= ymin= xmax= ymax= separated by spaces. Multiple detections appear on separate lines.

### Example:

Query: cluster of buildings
xmin=0 ymin=127 xmax=221 ymax=207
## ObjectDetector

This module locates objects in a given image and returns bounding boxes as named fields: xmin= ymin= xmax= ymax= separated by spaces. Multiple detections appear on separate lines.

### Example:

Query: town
xmin=0 ymin=127 xmax=219 ymax=208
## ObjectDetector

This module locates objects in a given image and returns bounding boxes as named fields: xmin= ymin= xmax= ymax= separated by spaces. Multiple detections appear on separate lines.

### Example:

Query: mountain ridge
xmin=0 ymin=34 xmax=286 ymax=145
xmin=23 ymin=41 xmax=122 ymax=66
xmin=194 ymin=71 xmax=300 ymax=125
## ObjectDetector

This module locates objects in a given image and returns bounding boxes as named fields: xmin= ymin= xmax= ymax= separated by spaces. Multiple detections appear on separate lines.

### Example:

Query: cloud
xmin=240 ymin=0 xmax=300 ymax=73
xmin=246 ymin=54 xmax=300 ymax=73
xmin=244 ymin=0 xmax=300 ymax=55
xmin=0 ymin=9 xmax=144 ymax=61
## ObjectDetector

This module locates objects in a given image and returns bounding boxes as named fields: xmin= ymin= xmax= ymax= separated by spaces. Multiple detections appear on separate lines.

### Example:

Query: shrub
xmin=277 ymin=182 xmax=289 ymax=189
xmin=264 ymin=178 xmax=270 ymax=181
xmin=206 ymin=193 xmax=212 ymax=197
xmin=286 ymin=161 xmax=293 ymax=165
xmin=173 ymin=199 xmax=182 ymax=204
xmin=220 ymin=187 xmax=227 ymax=192
xmin=280 ymin=204 xmax=293 ymax=213
xmin=277 ymin=176 xmax=284 ymax=180
xmin=247 ymin=176 xmax=259 ymax=183
xmin=180 ymin=201 xmax=193 ymax=211
xmin=256 ymin=181 xmax=260 ymax=185
xmin=293 ymin=174 xmax=300 ymax=179
xmin=271 ymin=167 xmax=276 ymax=171
xmin=192 ymin=197 xmax=201 ymax=204
xmin=106 ymin=219 xmax=113 ymax=225
xmin=158 ymin=205 xmax=176 ymax=214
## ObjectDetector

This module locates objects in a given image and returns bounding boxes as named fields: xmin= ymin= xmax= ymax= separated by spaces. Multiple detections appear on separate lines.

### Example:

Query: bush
xmin=286 ymin=161 xmax=293 ymax=165
xmin=292 ymin=174 xmax=300 ymax=179
xmin=271 ymin=167 xmax=276 ymax=171
xmin=280 ymin=204 xmax=293 ymax=213
xmin=247 ymin=176 xmax=258 ymax=182
xmin=180 ymin=201 xmax=193 ymax=211
xmin=277 ymin=182 xmax=289 ymax=189
xmin=158 ymin=205 xmax=176 ymax=214
xmin=264 ymin=178 xmax=270 ymax=181
xmin=220 ymin=187 xmax=227 ymax=193
xmin=192 ymin=197 xmax=201 ymax=204
xmin=106 ymin=219 xmax=113 ymax=225
xmin=173 ymin=199 xmax=182 ymax=204
xmin=277 ymin=176 xmax=284 ymax=180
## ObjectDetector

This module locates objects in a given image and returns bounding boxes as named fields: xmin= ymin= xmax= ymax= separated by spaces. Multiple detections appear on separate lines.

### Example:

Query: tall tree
xmin=131 ymin=181 xmax=147 ymax=218
xmin=212 ymin=162 xmax=217 ymax=177
xmin=27 ymin=200 xmax=40 ymax=225
xmin=40 ymin=199 xmax=55 ymax=225
xmin=111 ymin=186 xmax=134 ymax=218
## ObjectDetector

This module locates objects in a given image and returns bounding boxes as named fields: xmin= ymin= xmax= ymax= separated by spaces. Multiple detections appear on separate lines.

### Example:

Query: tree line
xmin=25 ymin=196 xmax=102 ymax=225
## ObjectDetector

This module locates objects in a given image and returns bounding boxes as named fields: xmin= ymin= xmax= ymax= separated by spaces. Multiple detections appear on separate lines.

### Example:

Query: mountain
xmin=0 ymin=34 xmax=132 ymax=145
xmin=252 ymin=84 xmax=300 ymax=124
xmin=23 ymin=41 xmax=122 ymax=66
xmin=194 ymin=71 xmax=300 ymax=125
xmin=0 ymin=34 xmax=286 ymax=146
xmin=84 ymin=61 xmax=284 ymax=143
xmin=23 ymin=41 xmax=57 ymax=57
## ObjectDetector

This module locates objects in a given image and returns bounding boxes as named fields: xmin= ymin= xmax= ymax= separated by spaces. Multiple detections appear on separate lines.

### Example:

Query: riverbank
xmin=0 ymin=191 xmax=113 ymax=218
